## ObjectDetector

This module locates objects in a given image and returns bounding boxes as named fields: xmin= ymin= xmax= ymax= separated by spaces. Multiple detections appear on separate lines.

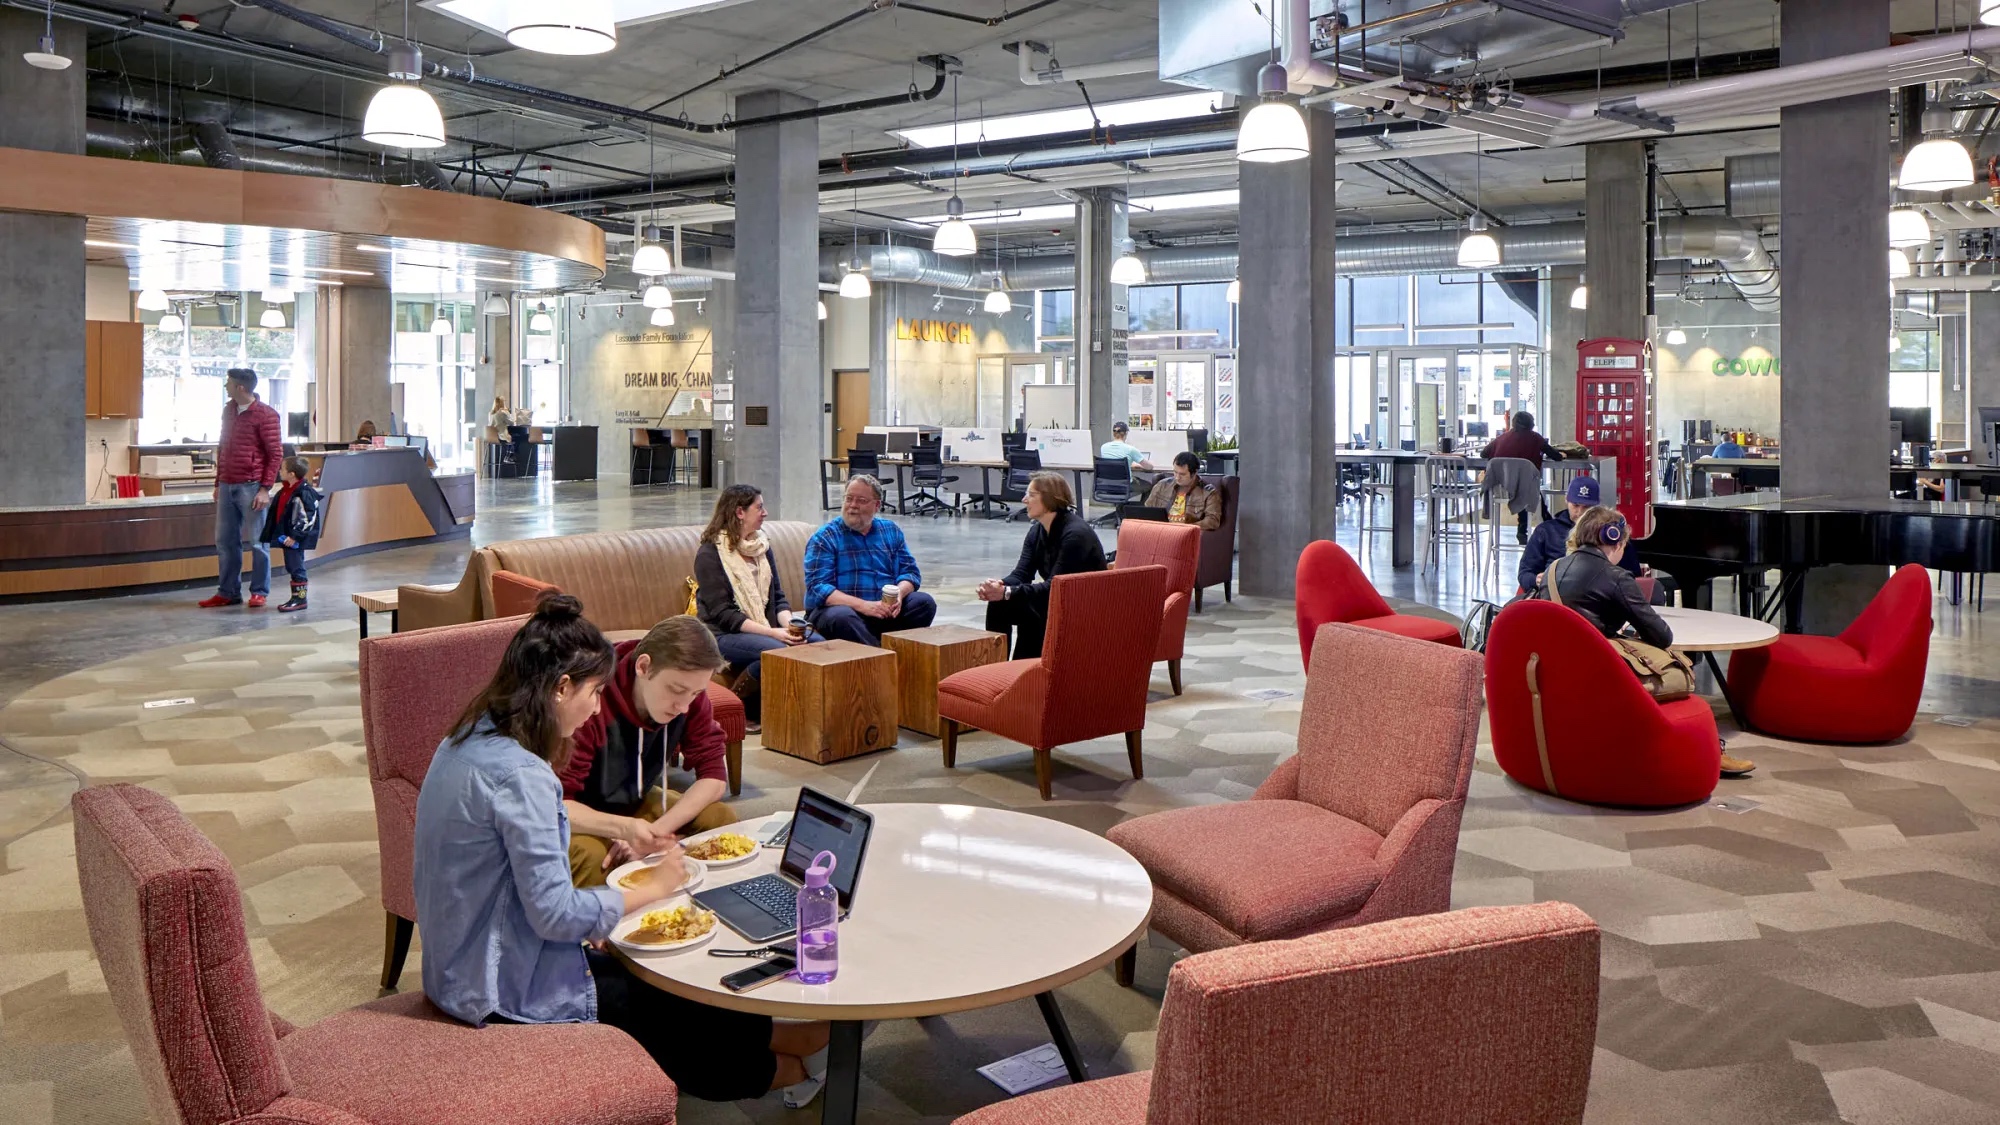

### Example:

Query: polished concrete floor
xmin=3 ymin=478 xmax=2000 ymax=1124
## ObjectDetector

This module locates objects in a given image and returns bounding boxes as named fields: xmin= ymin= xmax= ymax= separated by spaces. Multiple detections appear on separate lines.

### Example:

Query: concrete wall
xmin=564 ymin=294 xmax=718 ymax=479
xmin=1653 ymin=296 xmax=1782 ymax=441
xmin=874 ymin=282 xmax=1036 ymax=426
xmin=337 ymin=286 xmax=393 ymax=441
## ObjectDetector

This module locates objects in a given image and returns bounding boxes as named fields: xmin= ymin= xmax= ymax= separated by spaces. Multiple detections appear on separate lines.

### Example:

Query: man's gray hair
xmin=845 ymin=473 xmax=885 ymax=503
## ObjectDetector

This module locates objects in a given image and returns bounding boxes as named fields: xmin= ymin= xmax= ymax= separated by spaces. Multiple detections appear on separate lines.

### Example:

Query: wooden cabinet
xmin=84 ymin=320 xmax=143 ymax=419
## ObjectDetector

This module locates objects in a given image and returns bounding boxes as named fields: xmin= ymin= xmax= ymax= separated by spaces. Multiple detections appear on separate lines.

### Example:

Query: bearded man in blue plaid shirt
xmin=803 ymin=475 xmax=937 ymax=645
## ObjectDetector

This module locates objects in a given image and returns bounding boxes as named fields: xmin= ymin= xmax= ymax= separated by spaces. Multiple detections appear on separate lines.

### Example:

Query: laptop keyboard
xmin=737 ymin=876 xmax=800 ymax=920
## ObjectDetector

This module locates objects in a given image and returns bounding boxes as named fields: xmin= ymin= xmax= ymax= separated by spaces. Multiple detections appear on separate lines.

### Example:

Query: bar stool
xmin=1421 ymin=455 xmax=1482 ymax=579
xmin=631 ymin=428 xmax=662 ymax=486
xmin=483 ymin=426 xmax=503 ymax=476
xmin=669 ymin=429 xmax=696 ymax=486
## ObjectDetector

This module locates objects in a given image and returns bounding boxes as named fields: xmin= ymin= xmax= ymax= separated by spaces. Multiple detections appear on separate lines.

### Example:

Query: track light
xmin=932 ymin=196 xmax=977 ymax=257
xmin=1226 ymin=278 xmax=1240 ymax=304
xmin=631 ymin=225 xmax=672 ymax=275
xmin=1899 ymin=137 xmax=1974 ymax=192
xmin=1888 ymin=207 xmax=1931 ymax=249
xmin=259 ymin=308 xmax=287 ymax=329
xmin=363 ymin=45 xmax=445 ymax=149
xmin=136 ymin=287 xmax=169 ymax=312
xmin=1457 ymin=215 xmax=1500 ymax=269
xmin=642 ymin=284 xmax=672 ymax=309
xmin=529 ymin=302 xmax=554 ymax=332
xmin=1237 ymin=63 xmax=1308 ymax=163
xmin=650 ymin=305 xmax=674 ymax=327
xmin=506 ymin=0 xmax=616 ymax=55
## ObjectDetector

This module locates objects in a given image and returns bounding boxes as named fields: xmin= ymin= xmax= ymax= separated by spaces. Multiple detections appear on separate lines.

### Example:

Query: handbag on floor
xmin=1542 ymin=560 xmax=1694 ymax=702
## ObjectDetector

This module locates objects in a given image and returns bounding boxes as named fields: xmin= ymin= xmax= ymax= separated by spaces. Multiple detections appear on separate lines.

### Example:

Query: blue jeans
xmin=215 ymin=482 xmax=271 ymax=599
xmin=715 ymin=630 xmax=794 ymax=684
xmin=279 ymin=546 xmax=308 ymax=585
xmin=808 ymin=591 xmax=938 ymax=646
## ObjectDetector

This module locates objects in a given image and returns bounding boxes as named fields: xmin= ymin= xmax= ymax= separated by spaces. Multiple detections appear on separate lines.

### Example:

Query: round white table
xmin=1655 ymin=606 xmax=1780 ymax=652
xmin=616 ymin=804 xmax=1153 ymax=1124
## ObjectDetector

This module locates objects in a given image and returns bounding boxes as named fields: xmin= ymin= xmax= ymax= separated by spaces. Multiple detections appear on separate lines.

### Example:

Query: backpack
xmin=1543 ymin=558 xmax=1694 ymax=702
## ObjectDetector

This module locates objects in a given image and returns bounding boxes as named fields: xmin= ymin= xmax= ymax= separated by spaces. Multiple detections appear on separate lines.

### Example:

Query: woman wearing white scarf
xmin=693 ymin=485 xmax=816 ymax=726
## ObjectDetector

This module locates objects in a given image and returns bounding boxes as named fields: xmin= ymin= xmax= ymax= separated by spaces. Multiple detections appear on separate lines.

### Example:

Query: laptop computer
xmin=1118 ymin=503 xmax=1170 ymax=522
xmin=692 ymin=787 xmax=873 ymax=943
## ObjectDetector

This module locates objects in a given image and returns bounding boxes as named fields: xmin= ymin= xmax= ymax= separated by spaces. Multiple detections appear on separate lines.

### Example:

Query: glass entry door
xmin=1390 ymin=348 xmax=1454 ymax=451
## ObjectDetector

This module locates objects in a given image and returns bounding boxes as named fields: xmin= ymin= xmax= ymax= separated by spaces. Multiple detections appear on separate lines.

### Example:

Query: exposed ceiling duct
xmin=1723 ymin=153 xmax=1782 ymax=220
xmin=84 ymin=117 xmax=449 ymax=185
xmin=818 ymin=216 xmax=1779 ymax=309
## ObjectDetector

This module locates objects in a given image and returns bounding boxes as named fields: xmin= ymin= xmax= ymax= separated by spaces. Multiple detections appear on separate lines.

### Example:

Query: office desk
xmin=1687 ymin=457 xmax=1997 ymax=500
xmin=821 ymin=456 xmax=1015 ymax=516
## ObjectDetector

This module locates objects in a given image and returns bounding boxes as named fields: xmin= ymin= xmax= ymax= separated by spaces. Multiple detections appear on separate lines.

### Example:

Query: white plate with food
xmin=681 ymin=829 xmax=762 ymax=868
xmin=607 ymin=855 xmax=704 ymax=896
xmin=610 ymin=901 xmax=720 ymax=954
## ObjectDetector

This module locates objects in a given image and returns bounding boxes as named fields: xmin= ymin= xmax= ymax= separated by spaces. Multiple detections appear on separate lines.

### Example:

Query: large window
xmin=1037 ymin=289 xmax=1074 ymax=352
xmin=140 ymin=294 xmax=303 ymax=444
xmin=1890 ymin=329 xmax=1939 ymax=411
xmin=393 ymin=296 xmax=477 ymax=469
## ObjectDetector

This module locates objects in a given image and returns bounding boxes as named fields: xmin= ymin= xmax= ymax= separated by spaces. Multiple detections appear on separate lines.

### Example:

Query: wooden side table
xmin=351 ymin=589 xmax=400 ymax=639
xmin=882 ymin=625 xmax=1009 ymax=737
xmin=760 ymin=640 xmax=899 ymax=763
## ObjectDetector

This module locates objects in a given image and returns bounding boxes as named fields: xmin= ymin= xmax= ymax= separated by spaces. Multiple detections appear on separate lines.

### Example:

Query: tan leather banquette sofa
xmin=397 ymin=522 xmax=816 ymax=634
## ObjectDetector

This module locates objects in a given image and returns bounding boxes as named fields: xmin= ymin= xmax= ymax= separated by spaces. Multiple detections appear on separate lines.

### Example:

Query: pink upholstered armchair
xmin=939 ymin=567 xmax=1166 ymax=800
xmin=72 ymin=783 xmax=678 ymax=1125
xmin=1112 ymin=521 xmax=1201 ymax=695
xmin=954 ymin=903 xmax=1600 ymax=1125
xmin=360 ymin=615 xmax=526 ymax=988
xmin=1106 ymin=622 xmax=1482 ymax=979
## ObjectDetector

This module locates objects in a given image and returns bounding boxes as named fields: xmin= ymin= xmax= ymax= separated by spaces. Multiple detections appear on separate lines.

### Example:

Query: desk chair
xmin=1090 ymin=456 xmax=1134 ymax=526
xmin=906 ymin=443 xmax=961 ymax=517
xmin=630 ymin=427 xmax=662 ymax=486
xmin=1186 ymin=427 xmax=1209 ymax=455
xmin=846 ymin=448 xmax=882 ymax=479
xmin=1003 ymin=450 xmax=1041 ymax=522
xmin=1001 ymin=431 xmax=1027 ymax=457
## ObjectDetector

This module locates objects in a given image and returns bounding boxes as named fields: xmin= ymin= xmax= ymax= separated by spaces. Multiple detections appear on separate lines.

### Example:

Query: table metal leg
xmin=1699 ymin=650 xmax=1752 ymax=733
xmin=357 ymin=608 xmax=369 ymax=640
xmin=1034 ymin=991 xmax=1088 ymax=1084
xmin=1391 ymin=460 xmax=1416 ymax=568
xmin=820 ymin=1019 xmax=864 ymax=1125
xmin=390 ymin=609 xmax=400 ymax=635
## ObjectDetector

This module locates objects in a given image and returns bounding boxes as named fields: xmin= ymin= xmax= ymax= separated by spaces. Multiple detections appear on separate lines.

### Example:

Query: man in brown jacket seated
xmin=559 ymin=616 xmax=740 ymax=886
xmin=1143 ymin=452 xmax=1223 ymax=530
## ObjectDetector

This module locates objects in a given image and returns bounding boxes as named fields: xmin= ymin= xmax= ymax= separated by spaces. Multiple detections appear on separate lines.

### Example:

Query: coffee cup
xmin=787 ymin=621 xmax=807 ymax=639
xmin=881 ymin=584 xmax=901 ymax=607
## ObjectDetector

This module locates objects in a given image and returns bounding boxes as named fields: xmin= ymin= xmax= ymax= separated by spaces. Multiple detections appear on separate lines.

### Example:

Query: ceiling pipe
xmin=83 ymin=117 xmax=450 ymax=184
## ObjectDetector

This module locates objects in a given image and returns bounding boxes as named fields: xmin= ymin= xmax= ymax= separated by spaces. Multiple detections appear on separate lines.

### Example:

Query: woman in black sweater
xmin=694 ymin=485 xmax=816 ymax=725
xmin=976 ymin=471 xmax=1107 ymax=659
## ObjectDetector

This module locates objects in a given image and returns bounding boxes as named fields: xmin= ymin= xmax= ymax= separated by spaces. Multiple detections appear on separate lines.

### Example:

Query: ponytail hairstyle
xmin=1566 ymin=505 xmax=1629 ymax=553
xmin=449 ymin=591 xmax=615 ymax=772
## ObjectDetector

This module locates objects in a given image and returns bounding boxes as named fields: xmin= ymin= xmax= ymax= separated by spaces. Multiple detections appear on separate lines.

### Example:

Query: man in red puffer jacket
xmin=199 ymin=368 xmax=283 ymax=609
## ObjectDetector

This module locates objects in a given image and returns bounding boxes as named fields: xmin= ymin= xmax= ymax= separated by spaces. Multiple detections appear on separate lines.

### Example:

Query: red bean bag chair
xmin=1296 ymin=541 xmax=1460 ymax=671
xmin=1485 ymin=600 xmax=1719 ymax=807
xmin=1725 ymin=564 xmax=1931 ymax=743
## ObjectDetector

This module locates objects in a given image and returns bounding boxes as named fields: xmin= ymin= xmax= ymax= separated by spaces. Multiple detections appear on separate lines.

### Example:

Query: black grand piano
xmin=1643 ymin=493 xmax=2000 ymax=626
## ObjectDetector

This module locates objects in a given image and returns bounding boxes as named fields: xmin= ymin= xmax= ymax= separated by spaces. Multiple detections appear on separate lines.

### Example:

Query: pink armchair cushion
xmin=282 ymin=991 xmax=676 ymax=1125
xmin=1107 ymin=801 xmax=1383 ymax=940
xmin=1112 ymin=521 xmax=1200 ymax=662
xmin=360 ymin=615 xmax=526 ymax=920
xmin=1293 ymin=624 xmax=1482 ymax=839
xmin=952 ymin=1071 xmax=1152 ymax=1125
xmin=73 ymin=784 xmax=290 ymax=1125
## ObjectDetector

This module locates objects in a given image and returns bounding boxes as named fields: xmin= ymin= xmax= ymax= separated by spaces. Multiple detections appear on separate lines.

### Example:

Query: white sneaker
xmin=782 ymin=1075 xmax=824 ymax=1109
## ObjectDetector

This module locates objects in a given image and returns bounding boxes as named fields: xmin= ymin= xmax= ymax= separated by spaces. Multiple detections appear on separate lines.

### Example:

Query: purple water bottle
xmin=795 ymin=849 xmax=840 ymax=984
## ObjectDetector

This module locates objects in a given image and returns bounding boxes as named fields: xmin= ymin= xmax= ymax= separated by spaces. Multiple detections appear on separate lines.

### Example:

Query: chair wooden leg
xmin=1193 ymin=587 xmax=1204 ymax=613
xmin=725 ymin=739 xmax=742 ymax=797
xmin=941 ymin=719 xmax=959 ymax=768
xmin=381 ymin=912 xmax=414 ymax=990
xmin=1224 ymin=579 xmax=1233 ymax=603
xmin=1114 ymin=942 xmax=1138 ymax=988
xmin=1167 ymin=658 xmax=1182 ymax=696
xmin=1125 ymin=730 xmax=1144 ymax=781
xmin=1034 ymin=748 xmax=1053 ymax=800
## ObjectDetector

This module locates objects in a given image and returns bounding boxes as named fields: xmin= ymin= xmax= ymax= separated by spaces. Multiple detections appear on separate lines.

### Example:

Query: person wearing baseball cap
xmin=1517 ymin=476 xmax=1640 ymax=597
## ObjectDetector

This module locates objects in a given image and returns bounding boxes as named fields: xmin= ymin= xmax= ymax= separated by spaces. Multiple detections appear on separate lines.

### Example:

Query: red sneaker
xmin=246 ymin=594 xmax=268 ymax=609
xmin=198 ymin=594 xmax=242 ymax=608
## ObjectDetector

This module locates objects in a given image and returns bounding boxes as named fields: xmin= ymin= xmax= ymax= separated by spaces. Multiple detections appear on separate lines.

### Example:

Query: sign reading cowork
xmin=897 ymin=318 xmax=975 ymax=344
xmin=1711 ymin=355 xmax=1780 ymax=377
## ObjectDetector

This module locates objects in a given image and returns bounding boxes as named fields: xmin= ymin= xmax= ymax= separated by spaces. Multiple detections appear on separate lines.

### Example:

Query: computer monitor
xmin=885 ymin=431 xmax=919 ymax=456
xmin=1978 ymin=406 xmax=2000 ymax=463
xmin=854 ymin=432 xmax=888 ymax=455
xmin=1463 ymin=421 xmax=1490 ymax=439
xmin=1889 ymin=406 xmax=1931 ymax=446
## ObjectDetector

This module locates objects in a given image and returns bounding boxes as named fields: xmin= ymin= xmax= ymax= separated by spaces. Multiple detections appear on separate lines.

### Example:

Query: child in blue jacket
xmin=262 ymin=456 xmax=322 ymax=613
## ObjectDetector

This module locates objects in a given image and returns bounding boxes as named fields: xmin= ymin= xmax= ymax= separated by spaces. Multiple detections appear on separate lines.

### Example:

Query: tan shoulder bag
xmin=1545 ymin=559 xmax=1695 ymax=702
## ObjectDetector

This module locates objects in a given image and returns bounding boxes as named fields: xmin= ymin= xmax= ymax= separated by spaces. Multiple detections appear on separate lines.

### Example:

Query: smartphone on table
xmin=722 ymin=954 xmax=796 ymax=993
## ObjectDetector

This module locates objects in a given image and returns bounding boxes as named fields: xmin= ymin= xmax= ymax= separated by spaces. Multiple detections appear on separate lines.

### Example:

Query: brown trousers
xmin=570 ymin=787 xmax=740 ymax=887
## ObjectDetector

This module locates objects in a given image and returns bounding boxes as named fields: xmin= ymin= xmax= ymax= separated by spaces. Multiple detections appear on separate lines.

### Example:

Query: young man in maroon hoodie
xmin=562 ymin=615 xmax=740 ymax=886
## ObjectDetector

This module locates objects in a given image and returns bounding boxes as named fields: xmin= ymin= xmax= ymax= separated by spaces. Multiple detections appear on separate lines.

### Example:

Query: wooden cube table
xmin=760 ymin=640 xmax=899 ymax=764
xmin=882 ymin=625 xmax=1009 ymax=738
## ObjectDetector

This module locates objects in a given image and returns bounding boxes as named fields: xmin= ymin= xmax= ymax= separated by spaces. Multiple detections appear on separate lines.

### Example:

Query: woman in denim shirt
xmin=413 ymin=593 xmax=831 ymax=1104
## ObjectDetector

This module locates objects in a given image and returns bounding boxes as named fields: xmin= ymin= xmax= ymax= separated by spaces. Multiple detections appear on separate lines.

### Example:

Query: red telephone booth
xmin=1574 ymin=337 xmax=1653 ymax=538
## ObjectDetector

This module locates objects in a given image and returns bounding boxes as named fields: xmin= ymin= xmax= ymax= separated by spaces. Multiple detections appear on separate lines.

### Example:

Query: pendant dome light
xmin=641 ymin=283 xmax=672 ymax=309
xmin=1569 ymin=274 xmax=1589 ymax=310
xmin=259 ymin=307 xmax=287 ymax=329
xmin=650 ymin=305 xmax=675 ymax=327
xmin=931 ymin=74 xmax=978 ymax=257
xmin=1888 ymin=207 xmax=1931 ymax=249
xmin=261 ymin=288 xmax=295 ymax=305
xmin=23 ymin=0 xmax=70 ymax=69
xmin=430 ymin=310 xmax=454 ymax=335
xmin=1110 ymin=241 xmax=1147 ymax=286
xmin=1226 ymin=278 xmax=1240 ymax=304
xmin=631 ymin=225 xmax=672 ymax=275
xmin=505 ymin=0 xmax=616 ymax=55
xmin=841 ymin=184 xmax=871 ymax=298
xmin=1457 ymin=138 xmax=1500 ymax=269
xmin=482 ymin=293 xmax=510 ymax=317
xmin=981 ymin=200 xmax=1011 ymax=314
xmin=363 ymin=42 xmax=445 ymax=150
xmin=984 ymin=288 xmax=1012 ymax=314
xmin=1663 ymin=327 xmax=1687 ymax=346
xmin=1900 ymin=137 xmax=1974 ymax=192
xmin=1889 ymin=248 xmax=1912 ymax=279
xmin=157 ymin=308 xmax=185 ymax=333
xmin=1984 ymin=0 xmax=2000 ymax=24
xmin=136 ymin=287 xmax=169 ymax=312
xmin=817 ymin=299 xmax=828 ymax=321
xmin=529 ymin=301 xmax=554 ymax=333
xmin=1237 ymin=63 xmax=1310 ymax=163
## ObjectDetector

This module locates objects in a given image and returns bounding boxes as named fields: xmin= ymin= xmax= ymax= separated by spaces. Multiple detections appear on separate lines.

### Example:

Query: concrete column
xmin=731 ymin=89 xmax=821 ymax=521
xmin=1970 ymin=292 xmax=2000 ymax=457
xmin=1547 ymin=267 xmax=1585 ymax=443
xmin=1236 ymin=108 xmax=1341 ymax=598
xmin=1940 ymin=310 xmax=1967 ymax=447
xmin=1584 ymin=142 xmax=1647 ymax=344
xmin=1076 ymin=187 xmax=1127 ymax=438
xmin=0 ymin=10 xmax=86 ymax=507
xmin=338 ymin=286 xmax=393 ymax=440
xmin=1780 ymin=0 xmax=1891 ymax=632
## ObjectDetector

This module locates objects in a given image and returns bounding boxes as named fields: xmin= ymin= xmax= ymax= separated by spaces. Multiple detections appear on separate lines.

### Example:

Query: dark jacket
xmin=1539 ymin=547 xmax=1671 ymax=649
xmin=1481 ymin=426 xmax=1564 ymax=470
xmin=1143 ymin=477 xmax=1222 ymax=531
xmin=260 ymin=480 xmax=322 ymax=549
xmin=1518 ymin=509 xmax=1639 ymax=594
xmin=559 ymin=640 xmax=729 ymax=815
xmin=1002 ymin=508 xmax=1107 ymax=606
xmin=217 ymin=398 xmax=283 ymax=485
xmin=693 ymin=539 xmax=789 ymax=635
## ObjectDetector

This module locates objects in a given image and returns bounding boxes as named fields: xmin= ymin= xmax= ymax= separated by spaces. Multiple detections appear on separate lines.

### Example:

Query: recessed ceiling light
xmin=894 ymin=91 xmax=1227 ymax=149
